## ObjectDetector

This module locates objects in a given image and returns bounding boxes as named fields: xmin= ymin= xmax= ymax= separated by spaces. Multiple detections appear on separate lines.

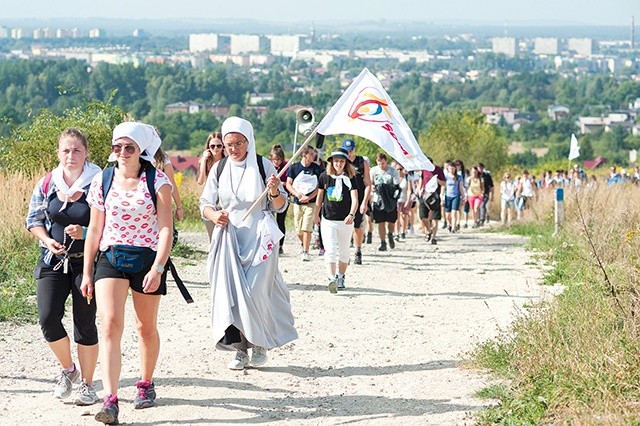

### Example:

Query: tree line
xmin=0 ymin=58 xmax=639 ymax=165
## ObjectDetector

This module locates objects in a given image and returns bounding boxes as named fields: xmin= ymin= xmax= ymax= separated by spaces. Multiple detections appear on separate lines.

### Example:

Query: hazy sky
xmin=3 ymin=0 xmax=639 ymax=26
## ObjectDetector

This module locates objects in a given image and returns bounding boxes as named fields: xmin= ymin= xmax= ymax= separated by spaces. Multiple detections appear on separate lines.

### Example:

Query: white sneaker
xmin=53 ymin=366 xmax=80 ymax=399
xmin=73 ymin=381 xmax=99 ymax=406
xmin=301 ymin=252 xmax=310 ymax=262
xmin=250 ymin=346 xmax=268 ymax=367
xmin=227 ymin=350 xmax=250 ymax=370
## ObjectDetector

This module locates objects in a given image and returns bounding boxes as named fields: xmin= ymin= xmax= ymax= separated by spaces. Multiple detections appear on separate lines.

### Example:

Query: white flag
xmin=315 ymin=68 xmax=434 ymax=172
xmin=568 ymin=133 xmax=580 ymax=161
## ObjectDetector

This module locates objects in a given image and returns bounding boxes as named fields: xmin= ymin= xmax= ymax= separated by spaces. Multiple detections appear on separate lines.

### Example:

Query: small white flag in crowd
xmin=568 ymin=133 xmax=580 ymax=161
xmin=316 ymin=68 xmax=434 ymax=172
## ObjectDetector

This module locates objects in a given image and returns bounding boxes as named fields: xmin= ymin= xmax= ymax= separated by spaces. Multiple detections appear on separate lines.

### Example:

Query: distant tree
xmin=0 ymin=98 xmax=125 ymax=176
xmin=421 ymin=110 xmax=510 ymax=171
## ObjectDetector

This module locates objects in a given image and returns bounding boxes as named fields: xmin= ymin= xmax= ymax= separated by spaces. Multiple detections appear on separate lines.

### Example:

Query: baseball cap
xmin=341 ymin=138 xmax=356 ymax=151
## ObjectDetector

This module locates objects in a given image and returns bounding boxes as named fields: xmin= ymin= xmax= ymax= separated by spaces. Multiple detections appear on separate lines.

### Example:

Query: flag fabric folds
xmin=568 ymin=133 xmax=580 ymax=161
xmin=315 ymin=68 xmax=434 ymax=172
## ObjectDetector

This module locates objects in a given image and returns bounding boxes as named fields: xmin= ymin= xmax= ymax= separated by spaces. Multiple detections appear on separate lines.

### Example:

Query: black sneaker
xmin=431 ymin=238 xmax=437 ymax=245
xmin=95 ymin=394 xmax=119 ymax=425
xmin=278 ymin=247 xmax=284 ymax=255
xmin=366 ymin=232 xmax=372 ymax=244
xmin=401 ymin=232 xmax=405 ymax=239
xmin=378 ymin=241 xmax=387 ymax=251
xmin=354 ymin=251 xmax=362 ymax=265
xmin=425 ymin=233 xmax=431 ymax=242
xmin=387 ymin=233 xmax=395 ymax=249
xmin=133 ymin=380 xmax=156 ymax=409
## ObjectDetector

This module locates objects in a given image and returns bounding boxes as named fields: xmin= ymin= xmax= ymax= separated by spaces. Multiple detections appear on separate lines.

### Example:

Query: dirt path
xmin=0 ymin=226 xmax=554 ymax=425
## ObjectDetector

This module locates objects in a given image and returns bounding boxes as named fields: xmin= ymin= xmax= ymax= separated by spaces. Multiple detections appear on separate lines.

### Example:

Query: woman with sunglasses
xmin=198 ymin=132 xmax=225 ymax=240
xmin=81 ymin=122 xmax=173 ymax=425
xmin=26 ymin=128 xmax=101 ymax=407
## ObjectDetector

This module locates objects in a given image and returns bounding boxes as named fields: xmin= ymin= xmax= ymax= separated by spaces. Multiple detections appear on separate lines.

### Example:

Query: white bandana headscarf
xmin=108 ymin=122 xmax=162 ymax=163
xmin=51 ymin=161 xmax=102 ymax=211
xmin=221 ymin=116 xmax=263 ymax=201
xmin=327 ymin=148 xmax=352 ymax=201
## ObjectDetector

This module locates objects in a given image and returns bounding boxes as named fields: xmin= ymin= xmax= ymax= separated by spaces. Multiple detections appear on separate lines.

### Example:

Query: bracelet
xmin=268 ymin=192 xmax=280 ymax=200
xmin=348 ymin=213 xmax=355 ymax=218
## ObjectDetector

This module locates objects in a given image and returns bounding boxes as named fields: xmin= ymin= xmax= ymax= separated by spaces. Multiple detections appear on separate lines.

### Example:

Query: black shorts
xmin=372 ymin=209 xmax=398 ymax=224
xmin=94 ymin=252 xmax=167 ymax=295
xmin=419 ymin=200 xmax=442 ymax=221
xmin=353 ymin=211 xmax=364 ymax=229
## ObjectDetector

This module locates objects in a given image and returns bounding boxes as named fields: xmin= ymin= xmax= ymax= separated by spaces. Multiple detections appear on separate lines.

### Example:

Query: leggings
xmin=275 ymin=204 xmax=289 ymax=248
xmin=35 ymin=257 xmax=98 ymax=345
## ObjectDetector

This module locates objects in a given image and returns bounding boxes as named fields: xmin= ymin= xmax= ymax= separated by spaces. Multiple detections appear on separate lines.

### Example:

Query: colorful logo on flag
xmin=348 ymin=86 xmax=409 ymax=156
xmin=348 ymin=87 xmax=392 ymax=123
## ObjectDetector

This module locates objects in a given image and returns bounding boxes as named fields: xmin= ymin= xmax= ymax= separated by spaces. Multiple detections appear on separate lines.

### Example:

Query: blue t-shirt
xmin=445 ymin=173 xmax=461 ymax=198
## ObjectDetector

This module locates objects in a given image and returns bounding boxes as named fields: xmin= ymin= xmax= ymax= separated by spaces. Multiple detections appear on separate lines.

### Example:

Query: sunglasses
xmin=112 ymin=144 xmax=137 ymax=154
xmin=209 ymin=144 xmax=223 ymax=149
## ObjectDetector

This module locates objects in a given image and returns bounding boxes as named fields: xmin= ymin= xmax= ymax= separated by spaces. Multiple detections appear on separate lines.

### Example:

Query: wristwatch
xmin=155 ymin=264 xmax=165 ymax=274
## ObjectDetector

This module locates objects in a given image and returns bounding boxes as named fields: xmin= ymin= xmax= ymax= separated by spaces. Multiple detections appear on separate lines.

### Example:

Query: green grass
xmin=0 ymin=239 xmax=40 ymax=323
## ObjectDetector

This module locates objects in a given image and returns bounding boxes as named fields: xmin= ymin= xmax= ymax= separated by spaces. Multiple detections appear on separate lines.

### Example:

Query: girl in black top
xmin=314 ymin=148 xmax=358 ymax=293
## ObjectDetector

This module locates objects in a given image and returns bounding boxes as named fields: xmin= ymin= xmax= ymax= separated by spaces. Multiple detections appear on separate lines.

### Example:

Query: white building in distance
xmin=492 ymin=37 xmax=517 ymax=57
xmin=190 ymin=33 xmax=218 ymax=52
xmin=230 ymin=34 xmax=268 ymax=55
xmin=567 ymin=38 xmax=593 ymax=56
xmin=268 ymin=35 xmax=305 ymax=57
xmin=534 ymin=37 xmax=558 ymax=55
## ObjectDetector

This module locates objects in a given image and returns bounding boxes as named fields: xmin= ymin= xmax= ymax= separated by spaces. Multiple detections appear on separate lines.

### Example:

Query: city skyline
xmin=2 ymin=0 xmax=639 ymax=27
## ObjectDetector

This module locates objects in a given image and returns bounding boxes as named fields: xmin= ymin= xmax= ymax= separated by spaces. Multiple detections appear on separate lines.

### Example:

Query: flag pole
xmin=243 ymin=127 xmax=319 ymax=221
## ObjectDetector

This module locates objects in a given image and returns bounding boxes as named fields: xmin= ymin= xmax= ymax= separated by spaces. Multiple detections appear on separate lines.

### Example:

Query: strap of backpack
xmin=167 ymin=258 xmax=193 ymax=303
xmin=102 ymin=165 xmax=157 ymax=208
xmin=41 ymin=172 xmax=53 ymax=196
xmin=216 ymin=155 xmax=267 ymax=184
xmin=145 ymin=166 xmax=157 ymax=208
xmin=102 ymin=166 xmax=116 ymax=200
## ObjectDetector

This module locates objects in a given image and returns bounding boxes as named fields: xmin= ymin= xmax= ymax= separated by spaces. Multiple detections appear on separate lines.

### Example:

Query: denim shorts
xmin=444 ymin=195 xmax=461 ymax=212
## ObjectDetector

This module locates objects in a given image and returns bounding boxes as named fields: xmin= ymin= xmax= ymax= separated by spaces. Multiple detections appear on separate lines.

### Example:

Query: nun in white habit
xmin=200 ymin=116 xmax=297 ymax=370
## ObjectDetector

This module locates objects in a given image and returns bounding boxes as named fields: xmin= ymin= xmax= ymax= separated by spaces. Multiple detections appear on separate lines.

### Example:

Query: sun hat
xmin=327 ymin=148 xmax=350 ymax=161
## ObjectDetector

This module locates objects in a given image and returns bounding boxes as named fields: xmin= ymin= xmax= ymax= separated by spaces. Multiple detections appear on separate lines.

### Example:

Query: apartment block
xmin=269 ymin=34 xmax=305 ymax=57
xmin=567 ymin=38 xmax=593 ymax=56
xmin=230 ymin=34 xmax=268 ymax=55
xmin=534 ymin=37 xmax=558 ymax=55
xmin=491 ymin=37 xmax=517 ymax=57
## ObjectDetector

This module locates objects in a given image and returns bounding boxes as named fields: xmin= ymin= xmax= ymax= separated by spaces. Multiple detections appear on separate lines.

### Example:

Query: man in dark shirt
xmin=343 ymin=138 xmax=371 ymax=265
xmin=477 ymin=163 xmax=494 ymax=225
xmin=286 ymin=146 xmax=324 ymax=261
xmin=419 ymin=157 xmax=446 ymax=244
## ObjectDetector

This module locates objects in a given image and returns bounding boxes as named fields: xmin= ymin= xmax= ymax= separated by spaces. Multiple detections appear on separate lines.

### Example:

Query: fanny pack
xmin=105 ymin=245 xmax=155 ymax=273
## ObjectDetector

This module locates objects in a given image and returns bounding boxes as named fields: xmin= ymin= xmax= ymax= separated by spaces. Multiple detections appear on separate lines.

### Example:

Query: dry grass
xmin=0 ymin=172 xmax=41 ymax=321
xmin=475 ymin=183 xmax=640 ymax=424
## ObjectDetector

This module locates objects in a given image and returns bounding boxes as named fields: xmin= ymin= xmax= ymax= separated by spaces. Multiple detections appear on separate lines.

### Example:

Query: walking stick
xmin=242 ymin=128 xmax=319 ymax=221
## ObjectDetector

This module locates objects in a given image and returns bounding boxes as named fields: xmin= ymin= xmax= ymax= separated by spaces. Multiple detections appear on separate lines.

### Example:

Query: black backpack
xmin=102 ymin=165 xmax=193 ymax=304
xmin=215 ymin=154 xmax=267 ymax=182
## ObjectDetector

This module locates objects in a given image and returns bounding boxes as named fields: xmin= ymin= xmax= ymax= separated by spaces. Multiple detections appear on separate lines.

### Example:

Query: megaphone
xmin=296 ymin=108 xmax=316 ymax=136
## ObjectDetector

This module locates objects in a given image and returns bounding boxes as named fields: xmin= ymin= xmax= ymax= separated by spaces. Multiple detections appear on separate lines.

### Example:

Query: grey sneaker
xmin=95 ymin=394 xmax=119 ymax=425
xmin=53 ymin=366 xmax=80 ymax=399
xmin=328 ymin=278 xmax=338 ymax=294
xmin=73 ymin=381 xmax=99 ymax=406
xmin=336 ymin=275 xmax=346 ymax=290
xmin=250 ymin=346 xmax=268 ymax=367
xmin=133 ymin=380 xmax=156 ymax=409
xmin=227 ymin=350 xmax=250 ymax=370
